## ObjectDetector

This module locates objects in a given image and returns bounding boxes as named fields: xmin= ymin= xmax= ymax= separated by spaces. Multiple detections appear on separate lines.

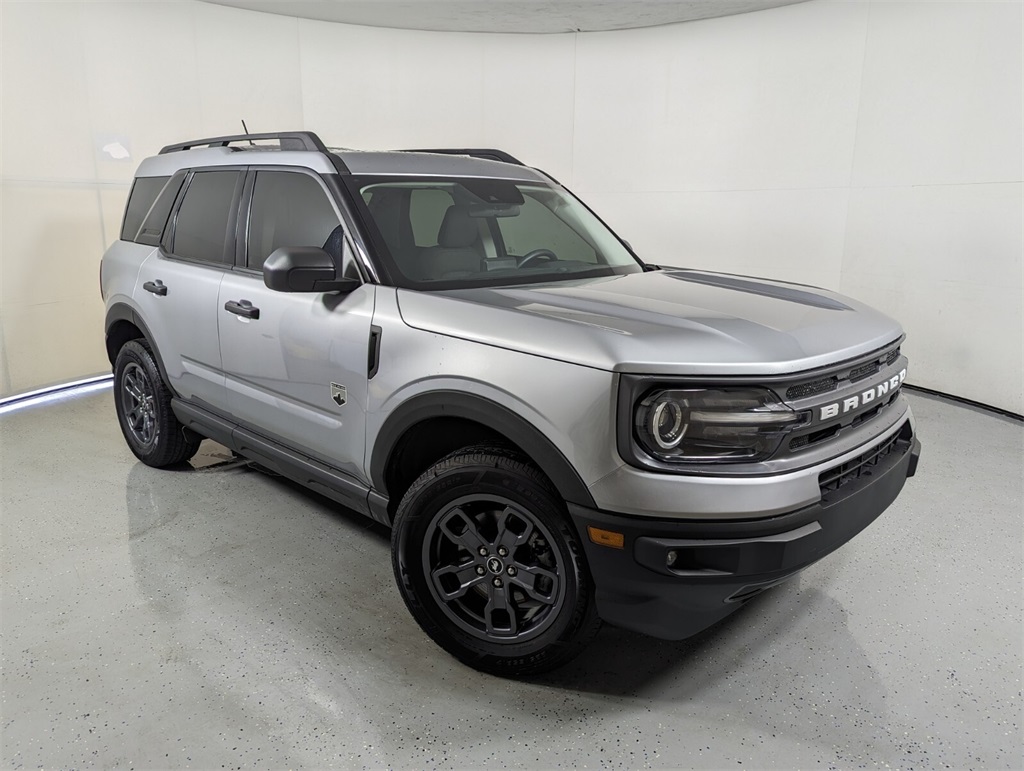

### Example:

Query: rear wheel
xmin=113 ymin=340 xmax=201 ymax=467
xmin=392 ymin=446 xmax=600 ymax=676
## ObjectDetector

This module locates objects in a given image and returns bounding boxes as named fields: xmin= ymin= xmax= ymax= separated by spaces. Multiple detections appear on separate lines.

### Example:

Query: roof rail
xmin=159 ymin=131 xmax=330 ymax=155
xmin=399 ymin=148 xmax=525 ymax=166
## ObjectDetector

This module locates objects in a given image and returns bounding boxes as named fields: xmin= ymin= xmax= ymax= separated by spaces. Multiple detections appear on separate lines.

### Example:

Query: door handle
xmin=224 ymin=299 xmax=260 ymax=320
xmin=143 ymin=280 xmax=167 ymax=296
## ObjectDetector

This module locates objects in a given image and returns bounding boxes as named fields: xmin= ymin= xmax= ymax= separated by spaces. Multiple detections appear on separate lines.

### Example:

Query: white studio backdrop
xmin=1 ymin=0 xmax=1021 ymax=412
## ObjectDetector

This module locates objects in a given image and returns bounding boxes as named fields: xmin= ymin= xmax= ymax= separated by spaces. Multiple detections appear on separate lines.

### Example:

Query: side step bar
xmin=171 ymin=398 xmax=390 ymax=526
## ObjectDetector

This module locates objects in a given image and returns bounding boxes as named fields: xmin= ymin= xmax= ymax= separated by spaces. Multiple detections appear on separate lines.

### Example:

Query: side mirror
xmin=263 ymin=247 xmax=360 ymax=294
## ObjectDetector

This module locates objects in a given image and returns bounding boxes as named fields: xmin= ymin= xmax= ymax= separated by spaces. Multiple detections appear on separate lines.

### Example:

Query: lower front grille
xmin=818 ymin=422 xmax=912 ymax=498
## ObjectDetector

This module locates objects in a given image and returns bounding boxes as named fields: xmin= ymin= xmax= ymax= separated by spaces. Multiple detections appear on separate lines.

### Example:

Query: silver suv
xmin=102 ymin=131 xmax=921 ymax=676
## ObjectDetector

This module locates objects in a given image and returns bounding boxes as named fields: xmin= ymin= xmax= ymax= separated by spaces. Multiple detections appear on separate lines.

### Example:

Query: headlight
xmin=634 ymin=388 xmax=809 ymax=464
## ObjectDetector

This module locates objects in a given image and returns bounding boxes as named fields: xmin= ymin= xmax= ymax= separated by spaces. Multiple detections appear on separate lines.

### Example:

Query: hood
xmin=395 ymin=268 xmax=904 ymax=376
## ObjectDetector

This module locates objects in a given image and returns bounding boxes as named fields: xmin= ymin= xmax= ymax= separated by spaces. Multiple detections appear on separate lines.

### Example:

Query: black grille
xmin=787 ymin=376 xmax=838 ymax=400
xmin=848 ymin=361 xmax=880 ymax=382
xmin=818 ymin=422 xmax=911 ymax=497
xmin=786 ymin=343 xmax=902 ymax=401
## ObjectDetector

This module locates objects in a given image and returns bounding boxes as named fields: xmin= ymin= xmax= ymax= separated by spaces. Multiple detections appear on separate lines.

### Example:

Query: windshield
xmin=350 ymin=176 xmax=643 ymax=288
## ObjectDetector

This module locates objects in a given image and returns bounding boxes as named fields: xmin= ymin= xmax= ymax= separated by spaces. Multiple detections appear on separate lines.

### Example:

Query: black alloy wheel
xmin=392 ymin=445 xmax=600 ymax=676
xmin=120 ymin=362 xmax=157 ymax=449
xmin=423 ymin=494 xmax=567 ymax=644
xmin=113 ymin=340 xmax=201 ymax=467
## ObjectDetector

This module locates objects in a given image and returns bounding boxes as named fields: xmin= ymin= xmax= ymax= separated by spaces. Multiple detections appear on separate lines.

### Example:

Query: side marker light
xmin=587 ymin=526 xmax=625 ymax=549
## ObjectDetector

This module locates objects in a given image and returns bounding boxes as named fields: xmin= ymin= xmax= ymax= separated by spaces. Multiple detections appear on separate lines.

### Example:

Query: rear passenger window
xmin=246 ymin=171 xmax=343 ymax=271
xmin=171 ymin=171 xmax=240 ymax=264
xmin=121 ymin=176 xmax=168 ymax=241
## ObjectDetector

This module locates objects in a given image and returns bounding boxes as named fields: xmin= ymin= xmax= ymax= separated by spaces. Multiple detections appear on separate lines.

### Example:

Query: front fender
xmin=369 ymin=388 xmax=597 ymax=509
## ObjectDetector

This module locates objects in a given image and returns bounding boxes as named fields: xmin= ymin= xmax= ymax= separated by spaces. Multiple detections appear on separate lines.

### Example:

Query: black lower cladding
xmin=567 ymin=423 xmax=921 ymax=640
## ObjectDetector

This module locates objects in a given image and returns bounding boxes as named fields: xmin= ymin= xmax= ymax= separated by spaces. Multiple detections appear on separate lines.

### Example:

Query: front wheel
xmin=391 ymin=446 xmax=600 ymax=676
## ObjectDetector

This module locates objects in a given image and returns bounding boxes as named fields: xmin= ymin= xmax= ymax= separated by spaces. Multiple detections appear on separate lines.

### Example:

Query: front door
xmin=217 ymin=168 xmax=374 ymax=483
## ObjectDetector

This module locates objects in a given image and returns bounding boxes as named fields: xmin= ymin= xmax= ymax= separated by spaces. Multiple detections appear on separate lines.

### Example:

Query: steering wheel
xmin=517 ymin=248 xmax=558 ymax=268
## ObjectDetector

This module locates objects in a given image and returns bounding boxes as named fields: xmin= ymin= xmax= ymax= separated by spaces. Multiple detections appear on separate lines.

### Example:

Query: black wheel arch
xmin=105 ymin=304 xmax=176 ymax=398
xmin=370 ymin=390 xmax=597 ymax=512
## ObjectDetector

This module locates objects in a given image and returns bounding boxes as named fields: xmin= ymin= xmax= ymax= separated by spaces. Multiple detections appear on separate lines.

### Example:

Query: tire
xmin=391 ymin=445 xmax=600 ymax=677
xmin=113 ymin=339 xmax=201 ymax=467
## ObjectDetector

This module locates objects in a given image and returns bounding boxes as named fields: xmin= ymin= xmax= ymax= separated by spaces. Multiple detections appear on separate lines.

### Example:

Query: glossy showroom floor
xmin=1 ymin=390 xmax=1020 ymax=769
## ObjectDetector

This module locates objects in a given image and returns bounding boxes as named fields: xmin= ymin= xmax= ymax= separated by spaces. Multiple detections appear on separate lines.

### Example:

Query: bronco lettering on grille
xmin=819 ymin=368 xmax=906 ymax=421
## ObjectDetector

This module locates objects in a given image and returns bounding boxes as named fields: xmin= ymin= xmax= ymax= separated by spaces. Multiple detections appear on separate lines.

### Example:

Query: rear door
xmin=134 ymin=168 xmax=243 ymax=411
xmin=217 ymin=168 xmax=374 ymax=482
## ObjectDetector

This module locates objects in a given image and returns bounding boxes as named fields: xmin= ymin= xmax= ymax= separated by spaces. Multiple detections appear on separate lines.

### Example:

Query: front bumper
xmin=568 ymin=424 xmax=921 ymax=640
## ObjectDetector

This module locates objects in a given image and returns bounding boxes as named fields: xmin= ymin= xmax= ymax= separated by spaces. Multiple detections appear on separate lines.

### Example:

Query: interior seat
xmin=417 ymin=205 xmax=484 ymax=280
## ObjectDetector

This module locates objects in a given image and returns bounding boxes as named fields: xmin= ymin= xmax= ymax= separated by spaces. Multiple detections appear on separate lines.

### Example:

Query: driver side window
xmin=247 ymin=171 xmax=360 ymax=279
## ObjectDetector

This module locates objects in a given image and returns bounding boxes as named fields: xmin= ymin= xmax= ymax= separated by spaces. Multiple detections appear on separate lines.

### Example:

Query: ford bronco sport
xmin=102 ymin=131 xmax=921 ymax=676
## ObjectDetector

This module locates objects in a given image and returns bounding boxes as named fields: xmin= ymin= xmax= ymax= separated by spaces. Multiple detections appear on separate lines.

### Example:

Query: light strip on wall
xmin=0 ymin=375 xmax=113 ymax=416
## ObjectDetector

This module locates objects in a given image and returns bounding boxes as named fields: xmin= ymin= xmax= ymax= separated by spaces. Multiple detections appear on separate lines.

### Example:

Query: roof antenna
xmin=241 ymin=119 xmax=255 ymax=146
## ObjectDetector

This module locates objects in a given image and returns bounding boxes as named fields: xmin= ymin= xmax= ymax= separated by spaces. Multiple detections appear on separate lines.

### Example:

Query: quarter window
xmin=121 ymin=176 xmax=169 ymax=242
xmin=137 ymin=172 xmax=186 ymax=247
xmin=171 ymin=171 xmax=240 ymax=264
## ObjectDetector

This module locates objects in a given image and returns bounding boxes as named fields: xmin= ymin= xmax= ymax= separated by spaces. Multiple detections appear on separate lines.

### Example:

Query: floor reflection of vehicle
xmin=126 ymin=447 xmax=243 ymax=618
xmin=124 ymin=447 xmax=399 ymax=659
xmin=126 ymin=453 xmax=896 ymax=765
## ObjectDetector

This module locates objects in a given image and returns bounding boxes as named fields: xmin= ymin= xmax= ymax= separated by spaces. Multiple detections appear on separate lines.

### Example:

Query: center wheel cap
xmin=486 ymin=556 xmax=504 ymax=574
